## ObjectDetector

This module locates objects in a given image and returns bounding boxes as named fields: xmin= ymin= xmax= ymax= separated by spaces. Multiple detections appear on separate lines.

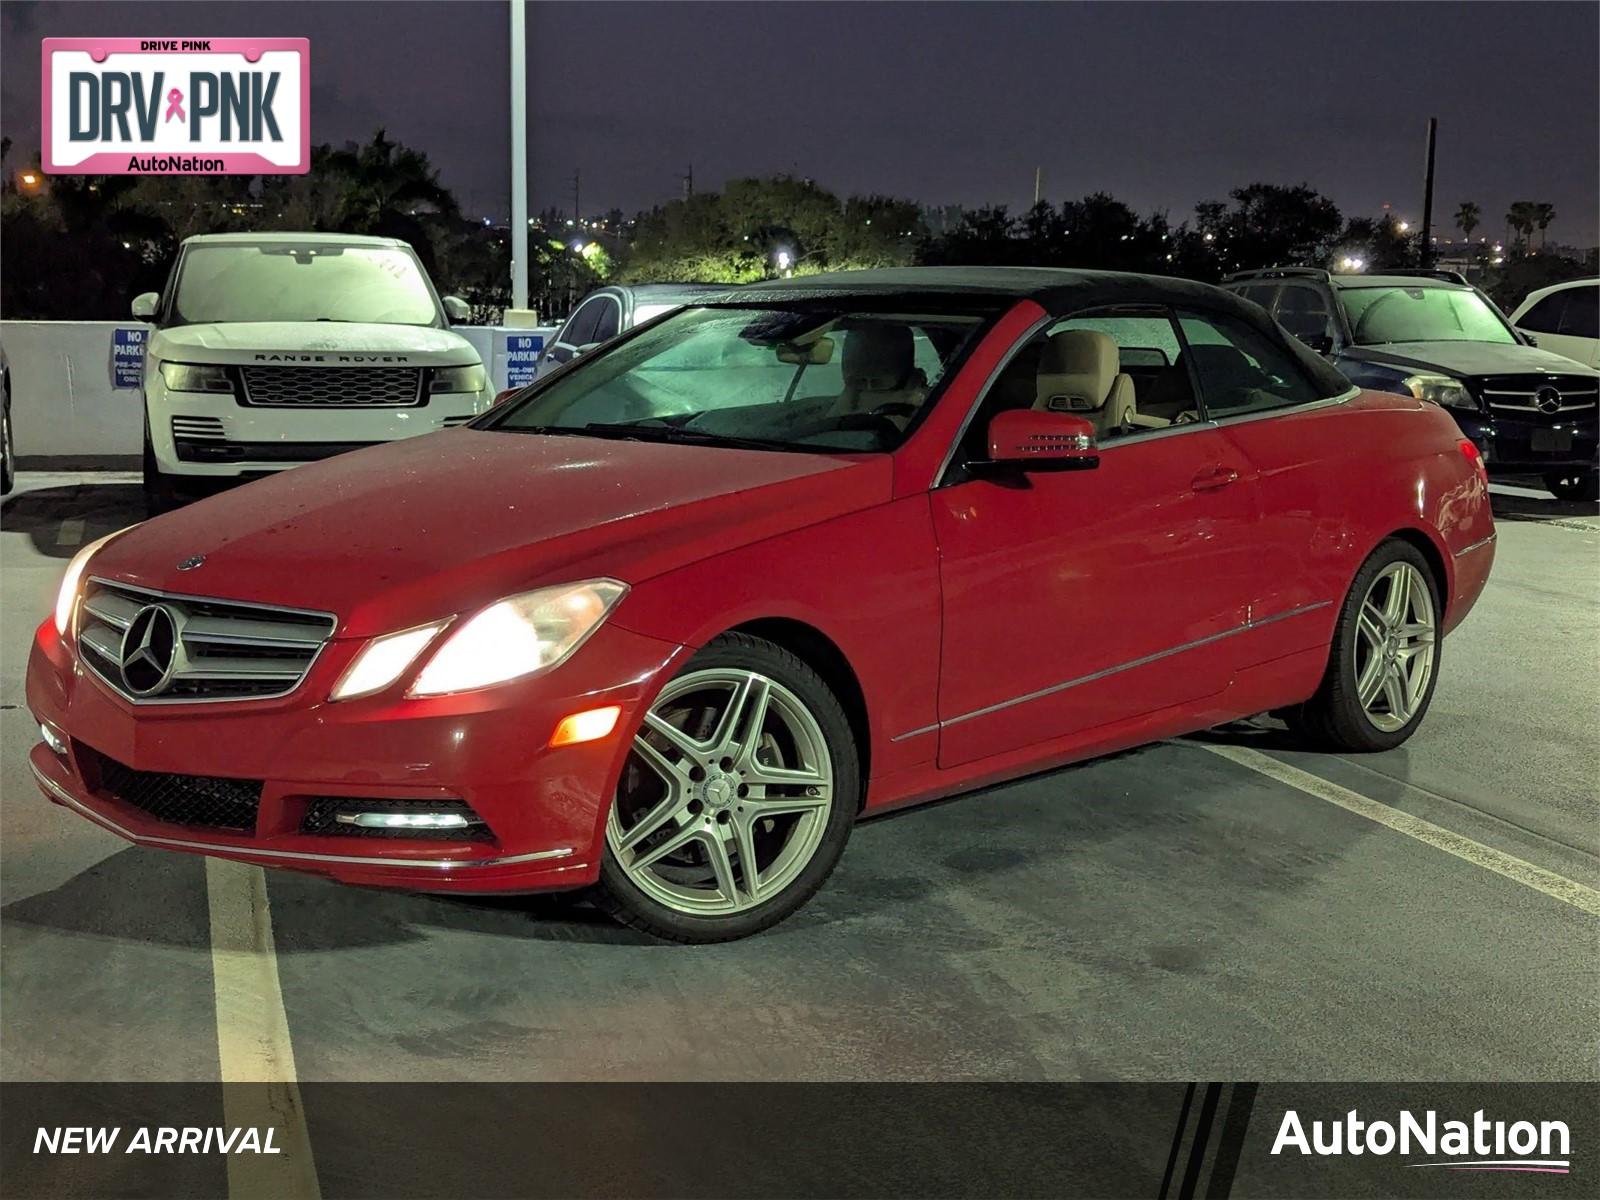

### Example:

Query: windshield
xmin=487 ymin=304 xmax=990 ymax=453
xmin=170 ymin=243 xmax=441 ymax=326
xmin=1339 ymin=285 xmax=1515 ymax=345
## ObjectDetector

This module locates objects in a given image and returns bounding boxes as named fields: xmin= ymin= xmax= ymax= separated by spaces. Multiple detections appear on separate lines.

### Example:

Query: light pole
xmin=510 ymin=0 xmax=529 ymax=314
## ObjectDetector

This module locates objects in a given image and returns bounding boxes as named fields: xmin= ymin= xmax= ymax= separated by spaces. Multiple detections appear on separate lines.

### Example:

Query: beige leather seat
xmin=831 ymin=325 xmax=927 ymax=423
xmin=1033 ymin=329 xmax=1139 ymax=437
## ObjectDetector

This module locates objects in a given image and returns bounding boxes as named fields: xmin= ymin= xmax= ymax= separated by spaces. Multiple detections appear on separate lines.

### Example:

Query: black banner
xmin=2 ymin=1082 xmax=1593 ymax=1198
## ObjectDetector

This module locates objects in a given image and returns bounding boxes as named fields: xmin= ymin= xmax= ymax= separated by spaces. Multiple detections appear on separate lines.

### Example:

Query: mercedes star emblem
xmin=119 ymin=604 xmax=182 ymax=696
xmin=1535 ymin=386 xmax=1563 ymax=415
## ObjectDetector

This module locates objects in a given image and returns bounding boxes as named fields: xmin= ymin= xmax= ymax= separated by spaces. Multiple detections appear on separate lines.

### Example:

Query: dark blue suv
xmin=1223 ymin=268 xmax=1600 ymax=501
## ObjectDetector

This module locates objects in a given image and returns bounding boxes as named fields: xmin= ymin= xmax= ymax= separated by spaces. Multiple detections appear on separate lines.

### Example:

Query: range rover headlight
xmin=54 ymin=529 xmax=134 ymax=636
xmin=408 ymin=579 xmax=627 ymax=697
xmin=430 ymin=364 xmax=487 ymax=394
xmin=159 ymin=362 xmax=233 ymax=393
xmin=1403 ymin=373 xmax=1476 ymax=410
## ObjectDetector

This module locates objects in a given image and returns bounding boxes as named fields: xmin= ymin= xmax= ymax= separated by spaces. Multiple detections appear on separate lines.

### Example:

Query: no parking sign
xmin=112 ymin=326 xmax=146 ymax=389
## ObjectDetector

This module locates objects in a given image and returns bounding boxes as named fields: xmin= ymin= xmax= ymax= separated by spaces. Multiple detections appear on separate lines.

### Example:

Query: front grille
xmin=171 ymin=415 xmax=227 ymax=441
xmin=83 ymin=745 xmax=262 ymax=832
xmin=77 ymin=579 xmax=337 ymax=704
xmin=1478 ymin=374 xmax=1599 ymax=416
xmin=239 ymin=365 xmax=425 ymax=408
xmin=300 ymin=798 xmax=494 ymax=841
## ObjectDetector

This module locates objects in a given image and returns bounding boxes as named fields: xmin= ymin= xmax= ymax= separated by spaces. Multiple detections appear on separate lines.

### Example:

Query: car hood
xmin=149 ymin=322 xmax=480 ymax=366
xmin=92 ymin=430 xmax=891 ymax=637
xmin=1341 ymin=340 xmax=1600 ymax=380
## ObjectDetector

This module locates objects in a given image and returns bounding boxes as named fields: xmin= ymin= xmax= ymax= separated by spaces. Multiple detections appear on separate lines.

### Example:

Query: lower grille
xmin=300 ymin=798 xmax=494 ymax=841
xmin=84 ymin=746 xmax=262 ymax=832
xmin=173 ymin=439 xmax=383 ymax=464
xmin=77 ymin=580 xmax=336 ymax=703
xmin=240 ymin=365 xmax=425 ymax=408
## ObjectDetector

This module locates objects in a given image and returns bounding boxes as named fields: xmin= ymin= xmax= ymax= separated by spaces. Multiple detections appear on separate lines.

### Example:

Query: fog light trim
xmin=334 ymin=811 xmax=480 ymax=830
xmin=39 ymin=722 xmax=69 ymax=758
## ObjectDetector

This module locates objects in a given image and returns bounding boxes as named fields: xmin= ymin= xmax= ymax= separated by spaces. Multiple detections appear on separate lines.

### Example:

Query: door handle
xmin=1191 ymin=465 xmax=1240 ymax=492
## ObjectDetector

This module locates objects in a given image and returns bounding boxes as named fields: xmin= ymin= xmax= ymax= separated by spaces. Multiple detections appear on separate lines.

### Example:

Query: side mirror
xmin=1296 ymin=331 xmax=1334 ymax=355
xmin=441 ymin=295 xmax=471 ymax=322
xmin=573 ymin=342 xmax=602 ymax=358
xmin=983 ymin=410 xmax=1099 ymax=472
xmin=1522 ymin=332 xmax=1539 ymax=347
xmin=131 ymin=292 xmax=160 ymax=320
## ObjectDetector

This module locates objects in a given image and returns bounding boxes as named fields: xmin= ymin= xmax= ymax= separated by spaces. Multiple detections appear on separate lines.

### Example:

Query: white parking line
xmin=55 ymin=518 xmax=85 ymax=548
xmin=1201 ymin=744 xmax=1600 ymax=918
xmin=205 ymin=858 xmax=322 ymax=1199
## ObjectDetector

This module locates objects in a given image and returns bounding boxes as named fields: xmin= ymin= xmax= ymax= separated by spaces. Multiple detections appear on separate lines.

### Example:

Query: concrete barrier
xmin=0 ymin=320 xmax=560 ymax=466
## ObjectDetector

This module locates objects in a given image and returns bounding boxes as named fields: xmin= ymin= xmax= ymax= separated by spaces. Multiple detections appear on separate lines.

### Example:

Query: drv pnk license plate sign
xmin=42 ymin=38 xmax=309 ymax=175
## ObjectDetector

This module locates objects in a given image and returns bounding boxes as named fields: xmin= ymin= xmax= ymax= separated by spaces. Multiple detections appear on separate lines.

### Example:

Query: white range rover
xmin=134 ymin=232 xmax=490 ymax=510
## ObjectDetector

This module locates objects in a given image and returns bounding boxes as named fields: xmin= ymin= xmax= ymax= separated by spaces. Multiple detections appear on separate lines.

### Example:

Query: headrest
xmin=1037 ymin=329 xmax=1118 ymax=412
xmin=843 ymin=324 xmax=914 ymax=391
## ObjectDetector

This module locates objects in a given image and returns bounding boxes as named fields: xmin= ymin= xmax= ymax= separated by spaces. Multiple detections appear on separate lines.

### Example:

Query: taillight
xmin=1459 ymin=438 xmax=1487 ymax=481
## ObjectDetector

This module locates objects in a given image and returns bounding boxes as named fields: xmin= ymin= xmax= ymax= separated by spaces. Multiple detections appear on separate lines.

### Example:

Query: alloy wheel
xmin=1353 ymin=561 xmax=1436 ymax=733
xmin=606 ymin=668 xmax=835 ymax=915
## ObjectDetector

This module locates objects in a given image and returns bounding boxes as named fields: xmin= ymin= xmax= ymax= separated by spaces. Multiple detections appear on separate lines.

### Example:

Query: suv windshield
xmin=170 ymin=243 xmax=441 ymax=326
xmin=1339 ymin=285 xmax=1515 ymax=346
xmin=488 ymin=305 xmax=990 ymax=453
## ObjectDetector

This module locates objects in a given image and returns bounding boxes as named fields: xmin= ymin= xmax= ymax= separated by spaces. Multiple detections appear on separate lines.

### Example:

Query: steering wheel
xmin=870 ymin=401 xmax=919 ymax=420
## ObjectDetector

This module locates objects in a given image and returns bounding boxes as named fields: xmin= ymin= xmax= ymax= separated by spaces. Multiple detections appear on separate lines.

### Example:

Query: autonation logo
xmin=1272 ymin=1108 xmax=1571 ymax=1174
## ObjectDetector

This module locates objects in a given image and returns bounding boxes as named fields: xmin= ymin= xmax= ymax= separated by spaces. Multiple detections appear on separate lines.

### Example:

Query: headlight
xmin=408 ymin=579 xmax=627 ymax=697
xmin=329 ymin=621 xmax=449 ymax=701
xmin=1403 ymin=373 xmax=1476 ymax=410
xmin=54 ymin=531 xmax=129 ymax=635
xmin=158 ymin=362 xmax=233 ymax=393
xmin=431 ymin=364 xmax=487 ymax=394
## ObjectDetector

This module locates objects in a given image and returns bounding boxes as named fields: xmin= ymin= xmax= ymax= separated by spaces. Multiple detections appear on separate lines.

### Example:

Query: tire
xmin=592 ymin=631 xmax=859 ymax=943
xmin=1286 ymin=538 xmax=1442 ymax=753
xmin=1543 ymin=470 xmax=1599 ymax=503
xmin=142 ymin=422 xmax=189 ymax=515
xmin=1 ymin=403 xmax=13 ymax=496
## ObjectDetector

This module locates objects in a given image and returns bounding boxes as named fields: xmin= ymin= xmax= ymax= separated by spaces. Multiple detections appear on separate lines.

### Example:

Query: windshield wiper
xmin=577 ymin=423 xmax=803 ymax=453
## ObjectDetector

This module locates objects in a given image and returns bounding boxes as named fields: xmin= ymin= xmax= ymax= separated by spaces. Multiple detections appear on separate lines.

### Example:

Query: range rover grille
xmin=239 ymin=365 xmax=425 ymax=408
xmin=76 ymin=579 xmax=337 ymax=704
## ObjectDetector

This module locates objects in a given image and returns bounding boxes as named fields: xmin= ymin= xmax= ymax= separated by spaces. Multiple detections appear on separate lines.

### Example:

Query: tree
xmin=1532 ymin=203 xmax=1556 ymax=249
xmin=1505 ymin=201 xmax=1537 ymax=251
xmin=1455 ymin=201 xmax=1480 ymax=242
xmin=1195 ymin=183 xmax=1344 ymax=274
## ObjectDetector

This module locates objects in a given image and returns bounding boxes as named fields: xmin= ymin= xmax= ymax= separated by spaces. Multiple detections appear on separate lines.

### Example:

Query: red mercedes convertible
xmin=27 ymin=268 xmax=1495 ymax=941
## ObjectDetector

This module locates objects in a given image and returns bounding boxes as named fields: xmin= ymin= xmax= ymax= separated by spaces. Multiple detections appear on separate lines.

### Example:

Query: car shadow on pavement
xmin=0 ymin=484 xmax=147 ymax=559
xmin=1489 ymin=489 xmax=1600 ymax=523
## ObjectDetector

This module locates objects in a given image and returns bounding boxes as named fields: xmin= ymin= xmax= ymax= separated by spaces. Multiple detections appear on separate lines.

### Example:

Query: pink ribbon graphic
xmin=164 ymin=88 xmax=185 ymax=123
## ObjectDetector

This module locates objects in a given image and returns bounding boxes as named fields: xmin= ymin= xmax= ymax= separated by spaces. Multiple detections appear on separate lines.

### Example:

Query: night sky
xmin=4 ymin=1 xmax=1597 ymax=244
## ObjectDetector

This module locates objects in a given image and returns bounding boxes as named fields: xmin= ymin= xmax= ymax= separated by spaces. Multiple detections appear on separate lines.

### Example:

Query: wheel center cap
xmin=702 ymin=774 xmax=734 ymax=810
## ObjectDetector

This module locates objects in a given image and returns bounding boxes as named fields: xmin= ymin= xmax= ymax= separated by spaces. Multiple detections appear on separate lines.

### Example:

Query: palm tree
xmin=1533 ymin=203 xmax=1556 ymax=249
xmin=1505 ymin=202 xmax=1537 ymax=251
xmin=1455 ymin=201 xmax=1480 ymax=242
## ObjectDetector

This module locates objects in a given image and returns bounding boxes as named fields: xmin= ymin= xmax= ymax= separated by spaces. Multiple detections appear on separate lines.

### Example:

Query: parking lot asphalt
xmin=2 ymin=472 xmax=1597 ymax=1086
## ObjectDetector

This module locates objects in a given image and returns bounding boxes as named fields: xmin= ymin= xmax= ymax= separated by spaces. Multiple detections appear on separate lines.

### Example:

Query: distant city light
xmin=1396 ymin=221 xmax=1411 ymax=232
xmin=1202 ymin=232 xmax=1215 ymax=243
xmin=1339 ymin=256 xmax=1366 ymax=271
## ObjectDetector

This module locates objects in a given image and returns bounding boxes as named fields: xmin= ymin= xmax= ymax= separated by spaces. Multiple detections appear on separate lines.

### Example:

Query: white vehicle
xmin=1508 ymin=278 xmax=1600 ymax=369
xmin=135 ymin=233 xmax=490 ymax=510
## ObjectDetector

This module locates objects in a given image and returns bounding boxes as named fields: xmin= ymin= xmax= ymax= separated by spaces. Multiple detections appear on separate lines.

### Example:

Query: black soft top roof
xmin=699 ymin=266 xmax=1354 ymax=398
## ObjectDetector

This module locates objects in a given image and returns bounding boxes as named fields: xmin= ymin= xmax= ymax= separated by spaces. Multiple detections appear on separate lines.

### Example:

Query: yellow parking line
xmin=205 ymin=858 xmax=322 ymax=1199
xmin=1201 ymin=743 xmax=1600 ymax=918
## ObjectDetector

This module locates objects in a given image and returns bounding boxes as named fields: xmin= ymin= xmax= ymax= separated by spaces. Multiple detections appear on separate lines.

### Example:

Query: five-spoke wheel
xmin=1288 ymin=539 xmax=1443 ymax=752
xmin=594 ymin=634 xmax=858 ymax=941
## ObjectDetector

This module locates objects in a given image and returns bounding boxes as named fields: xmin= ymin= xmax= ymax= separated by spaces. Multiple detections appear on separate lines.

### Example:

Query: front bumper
xmin=149 ymin=382 xmax=489 ymax=478
xmin=26 ymin=616 xmax=687 ymax=892
xmin=1454 ymin=409 xmax=1599 ymax=473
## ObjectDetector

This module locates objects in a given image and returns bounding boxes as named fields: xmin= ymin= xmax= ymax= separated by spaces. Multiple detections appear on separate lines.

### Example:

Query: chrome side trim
xmin=30 ymin=760 xmax=574 ymax=870
xmin=1452 ymin=532 xmax=1497 ymax=559
xmin=889 ymin=600 xmax=1333 ymax=742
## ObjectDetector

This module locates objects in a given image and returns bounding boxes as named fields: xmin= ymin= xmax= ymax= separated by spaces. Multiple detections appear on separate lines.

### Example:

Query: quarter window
xmin=1274 ymin=284 xmax=1334 ymax=344
xmin=1176 ymin=311 xmax=1324 ymax=419
xmin=1516 ymin=293 xmax=1567 ymax=335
